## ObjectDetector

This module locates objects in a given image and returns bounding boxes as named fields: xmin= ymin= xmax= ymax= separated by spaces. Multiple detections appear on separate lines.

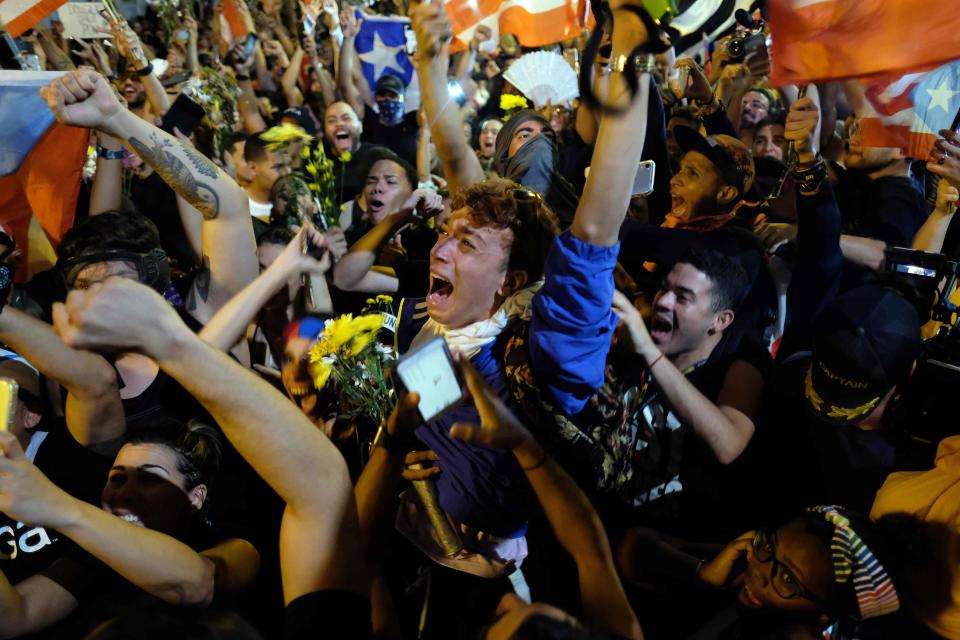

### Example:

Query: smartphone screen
xmin=161 ymin=93 xmax=207 ymax=137
xmin=303 ymin=14 xmax=316 ymax=37
xmin=396 ymin=338 xmax=462 ymax=423
xmin=0 ymin=378 xmax=17 ymax=433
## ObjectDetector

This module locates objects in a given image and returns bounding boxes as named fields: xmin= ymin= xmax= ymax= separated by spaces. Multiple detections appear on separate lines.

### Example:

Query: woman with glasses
xmin=618 ymin=507 xmax=926 ymax=639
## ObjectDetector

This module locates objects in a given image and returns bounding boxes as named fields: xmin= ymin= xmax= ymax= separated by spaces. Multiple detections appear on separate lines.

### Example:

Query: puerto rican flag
xmin=0 ymin=71 xmax=88 ymax=280
xmin=860 ymin=61 xmax=960 ymax=160
xmin=444 ymin=0 xmax=591 ymax=51
xmin=0 ymin=0 xmax=70 ymax=37
xmin=768 ymin=0 xmax=960 ymax=86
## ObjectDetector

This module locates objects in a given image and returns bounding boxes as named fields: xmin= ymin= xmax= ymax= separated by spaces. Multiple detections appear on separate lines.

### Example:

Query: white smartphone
xmin=0 ymin=378 xmax=17 ymax=433
xmin=403 ymin=24 xmax=417 ymax=56
xmin=396 ymin=338 xmax=463 ymax=423
xmin=303 ymin=14 xmax=316 ymax=38
xmin=632 ymin=159 xmax=656 ymax=196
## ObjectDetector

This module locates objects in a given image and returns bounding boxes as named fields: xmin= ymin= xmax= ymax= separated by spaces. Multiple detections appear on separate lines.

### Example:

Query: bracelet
xmin=647 ymin=352 xmax=665 ymax=370
xmin=602 ymin=52 xmax=656 ymax=76
xmin=794 ymin=157 xmax=827 ymax=194
xmin=96 ymin=145 xmax=125 ymax=160
xmin=520 ymin=446 xmax=548 ymax=471
xmin=235 ymin=73 xmax=251 ymax=82
xmin=135 ymin=62 xmax=154 ymax=77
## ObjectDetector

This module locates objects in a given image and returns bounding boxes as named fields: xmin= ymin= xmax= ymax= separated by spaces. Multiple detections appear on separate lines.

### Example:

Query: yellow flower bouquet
xmin=308 ymin=297 xmax=397 ymax=428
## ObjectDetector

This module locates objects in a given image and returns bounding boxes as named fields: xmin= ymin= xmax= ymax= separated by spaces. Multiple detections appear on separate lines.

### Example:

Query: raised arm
xmin=200 ymin=225 xmax=334 ymax=352
xmin=612 ymin=291 xmax=761 ymax=464
xmin=282 ymin=46 xmax=307 ymax=107
xmin=449 ymin=358 xmax=642 ymax=640
xmin=53 ymin=279 xmax=367 ymax=604
xmin=107 ymin=16 xmax=171 ymax=117
xmin=88 ymin=133 xmax=125 ymax=215
xmin=338 ymin=8 xmax=368 ymax=118
xmin=333 ymin=189 xmax=441 ymax=291
xmin=410 ymin=3 xmax=485 ymax=193
xmin=0 ymin=307 xmax=123 ymax=449
xmin=43 ymin=70 xmax=259 ymax=325
xmin=569 ymin=10 xmax=650 ymax=246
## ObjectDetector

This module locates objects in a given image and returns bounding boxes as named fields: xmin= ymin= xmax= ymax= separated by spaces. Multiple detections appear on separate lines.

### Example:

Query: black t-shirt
xmin=284 ymin=589 xmax=372 ymax=640
xmin=617 ymin=335 xmax=772 ymax=541
xmin=361 ymin=109 xmax=419 ymax=167
xmin=0 ymin=420 xmax=112 ymax=585
xmin=38 ymin=515 xmax=247 ymax=639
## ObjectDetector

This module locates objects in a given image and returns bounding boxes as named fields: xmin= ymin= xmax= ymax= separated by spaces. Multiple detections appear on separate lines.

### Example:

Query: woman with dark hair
xmin=0 ymin=422 xmax=260 ymax=638
xmin=618 ymin=506 xmax=919 ymax=639
xmin=475 ymin=117 xmax=504 ymax=173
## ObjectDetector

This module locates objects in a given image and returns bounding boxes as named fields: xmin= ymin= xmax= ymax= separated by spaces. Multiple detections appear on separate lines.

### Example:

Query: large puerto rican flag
xmin=444 ymin=0 xmax=591 ymax=51
xmin=0 ymin=0 xmax=71 ymax=36
xmin=0 ymin=71 xmax=88 ymax=280
xmin=859 ymin=61 xmax=960 ymax=160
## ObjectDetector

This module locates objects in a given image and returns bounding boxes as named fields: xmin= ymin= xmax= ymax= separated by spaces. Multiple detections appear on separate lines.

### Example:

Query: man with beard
xmin=105 ymin=13 xmax=170 ymax=123
xmin=338 ymin=9 xmax=420 ymax=166
xmin=322 ymin=101 xmax=391 ymax=206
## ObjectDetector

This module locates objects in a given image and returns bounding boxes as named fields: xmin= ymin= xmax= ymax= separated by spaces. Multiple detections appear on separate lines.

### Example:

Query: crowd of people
xmin=2 ymin=0 xmax=960 ymax=638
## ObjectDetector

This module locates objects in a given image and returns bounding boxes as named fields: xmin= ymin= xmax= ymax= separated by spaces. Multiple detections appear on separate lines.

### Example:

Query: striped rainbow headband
xmin=808 ymin=506 xmax=900 ymax=620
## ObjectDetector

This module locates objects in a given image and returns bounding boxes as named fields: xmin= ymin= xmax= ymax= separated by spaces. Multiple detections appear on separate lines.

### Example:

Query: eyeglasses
xmin=752 ymin=529 xmax=829 ymax=605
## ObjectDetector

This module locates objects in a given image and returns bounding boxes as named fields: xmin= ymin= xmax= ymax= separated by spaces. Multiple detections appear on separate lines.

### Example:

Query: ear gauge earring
xmin=707 ymin=328 xmax=717 ymax=335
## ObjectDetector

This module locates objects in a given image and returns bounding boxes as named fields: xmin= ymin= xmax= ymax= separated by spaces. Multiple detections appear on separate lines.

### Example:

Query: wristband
xmin=135 ymin=62 xmax=154 ymax=77
xmin=602 ymin=52 xmax=655 ymax=75
xmin=96 ymin=145 xmax=125 ymax=160
xmin=794 ymin=157 xmax=827 ymax=194
xmin=520 ymin=446 xmax=548 ymax=471
xmin=235 ymin=73 xmax=251 ymax=82
xmin=416 ymin=180 xmax=438 ymax=192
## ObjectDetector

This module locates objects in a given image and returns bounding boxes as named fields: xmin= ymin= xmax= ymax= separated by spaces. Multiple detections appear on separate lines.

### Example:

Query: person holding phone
xmin=347 ymin=1 xmax=653 ymax=630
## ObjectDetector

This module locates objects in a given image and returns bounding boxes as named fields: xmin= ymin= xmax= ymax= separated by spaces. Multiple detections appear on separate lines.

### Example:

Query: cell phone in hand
xmin=0 ymin=378 xmax=17 ymax=433
xmin=396 ymin=338 xmax=464 ymax=424
xmin=303 ymin=14 xmax=316 ymax=37
xmin=161 ymin=93 xmax=207 ymax=137
xmin=631 ymin=160 xmax=656 ymax=196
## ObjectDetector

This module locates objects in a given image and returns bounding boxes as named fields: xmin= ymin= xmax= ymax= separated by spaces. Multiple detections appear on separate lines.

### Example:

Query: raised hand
xmin=321 ymin=0 xmax=340 ymax=30
xmin=448 ymin=355 xmax=533 ymax=450
xmin=784 ymin=95 xmax=819 ymax=162
xmin=674 ymin=58 xmax=712 ymax=104
xmin=928 ymin=129 xmax=960 ymax=185
xmin=401 ymin=188 xmax=443 ymax=221
xmin=40 ymin=69 xmax=123 ymax=132
xmin=611 ymin=290 xmax=659 ymax=364
xmin=410 ymin=1 xmax=453 ymax=63
xmin=340 ymin=6 xmax=361 ymax=39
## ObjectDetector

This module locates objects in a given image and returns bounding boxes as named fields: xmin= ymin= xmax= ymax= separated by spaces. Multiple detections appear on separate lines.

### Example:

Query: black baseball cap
xmin=805 ymin=284 xmax=923 ymax=425
xmin=674 ymin=125 xmax=756 ymax=197
xmin=374 ymin=74 xmax=405 ymax=97
xmin=282 ymin=106 xmax=318 ymax=136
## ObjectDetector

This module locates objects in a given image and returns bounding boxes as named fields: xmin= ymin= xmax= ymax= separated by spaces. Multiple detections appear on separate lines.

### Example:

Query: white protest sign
xmin=58 ymin=3 xmax=111 ymax=39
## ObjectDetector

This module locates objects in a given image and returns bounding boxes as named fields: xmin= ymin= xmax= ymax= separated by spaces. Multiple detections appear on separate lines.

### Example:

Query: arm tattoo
xmin=186 ymin=255 xmax=212 ymax=312
xmin=128 ymin=134 xmax=221 ymax=220
xmin=183 ymin=145 xmax=219 ymax=179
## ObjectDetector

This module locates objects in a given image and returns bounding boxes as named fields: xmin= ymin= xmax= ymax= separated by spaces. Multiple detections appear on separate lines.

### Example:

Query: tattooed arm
xmin=41 ymin=70 xmax=259 ymax=326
